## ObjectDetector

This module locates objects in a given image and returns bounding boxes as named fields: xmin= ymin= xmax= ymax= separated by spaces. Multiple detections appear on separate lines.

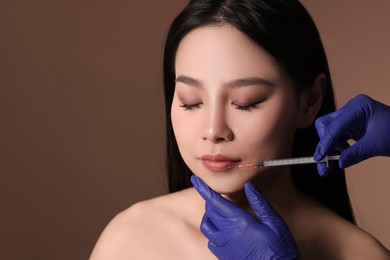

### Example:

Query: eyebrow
xmin=175 ymin=75 xmax=202 ymax=88
xmin=175 ymin=75 xmax=274 ymax=89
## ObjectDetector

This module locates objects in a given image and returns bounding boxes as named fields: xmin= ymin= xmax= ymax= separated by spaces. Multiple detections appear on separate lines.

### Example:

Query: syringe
xmin=237 ymin=155 xmax=340 ymax=168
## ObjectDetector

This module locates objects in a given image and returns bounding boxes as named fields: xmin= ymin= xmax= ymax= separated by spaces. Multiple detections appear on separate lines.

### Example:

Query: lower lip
xmin=201 ymin=160 xmax=239 ymax=172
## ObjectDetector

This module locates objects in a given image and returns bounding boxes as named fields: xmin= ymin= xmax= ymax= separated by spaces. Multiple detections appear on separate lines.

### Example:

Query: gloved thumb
xmin=244 ymin=181 xmax=285 ymax=234
xmin=340 ymin=136 xmax=381 ymax=168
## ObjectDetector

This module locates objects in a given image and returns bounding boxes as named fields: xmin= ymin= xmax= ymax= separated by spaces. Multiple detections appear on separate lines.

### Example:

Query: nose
xmin=201 ymin=105 xmax=234 ymax=143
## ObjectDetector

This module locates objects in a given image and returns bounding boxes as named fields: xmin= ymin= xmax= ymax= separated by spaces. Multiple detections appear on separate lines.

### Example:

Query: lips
xmin=200 ymin=154 xmax=241 ymax=172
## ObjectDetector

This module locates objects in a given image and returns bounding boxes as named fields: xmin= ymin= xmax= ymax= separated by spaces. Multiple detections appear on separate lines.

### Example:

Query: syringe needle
xmin=238 ymin=161 xmax=264 ymax=168
xmin=238 ymin=163 xmax=258 ymax=168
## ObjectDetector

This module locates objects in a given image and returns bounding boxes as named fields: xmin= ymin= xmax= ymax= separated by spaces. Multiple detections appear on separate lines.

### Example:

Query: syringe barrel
xmin=262 ymin=155 xmax=339 ymax=167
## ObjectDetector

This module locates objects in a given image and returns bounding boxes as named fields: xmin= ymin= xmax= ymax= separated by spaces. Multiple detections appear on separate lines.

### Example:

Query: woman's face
xmin=171 ymin=25 xmax=306 ymax=194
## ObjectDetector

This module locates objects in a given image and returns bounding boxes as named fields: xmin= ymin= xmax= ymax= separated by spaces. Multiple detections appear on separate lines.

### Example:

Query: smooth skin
xmin=90 ymin=25 xmax=390 ymax=260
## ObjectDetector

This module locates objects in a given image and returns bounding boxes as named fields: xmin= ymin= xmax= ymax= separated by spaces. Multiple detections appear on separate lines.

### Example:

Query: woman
xmin=90 ymin=0 xmax=390 ymax=259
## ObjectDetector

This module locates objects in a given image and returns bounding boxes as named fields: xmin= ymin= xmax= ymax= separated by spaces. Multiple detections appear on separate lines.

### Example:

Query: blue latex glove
xmin=191 ymin=175 xmax=299 ymax=260
xmin=314 ymin=94 xmax=390 ymax=176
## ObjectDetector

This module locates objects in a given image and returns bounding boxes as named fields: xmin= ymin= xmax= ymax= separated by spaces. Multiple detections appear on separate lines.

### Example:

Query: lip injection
xmin=237 ymin=155 xmax=340 ymax=168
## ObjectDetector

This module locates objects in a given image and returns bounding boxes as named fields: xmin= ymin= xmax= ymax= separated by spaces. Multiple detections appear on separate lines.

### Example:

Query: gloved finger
xmin=201 ymin=214 xmax=236 ymax=248
xmin=315 ymin=138 xmax=347 ymax=176
xmin=314 ymin=104 xmax=361 ymax=161
xmin=316 ymin=159 xmax=338 ymax=177
xmin=200 ymin=214 xmax=223 ymax=246
xmin=314 ymin=113 xmax=334 ymax=138
xmin=204 ymin=201 xmax=249 ymax=232
xmin=191 ymin=175 xmax=244 ymax=220
xmin=190 ymin=175 xmax=223 ymax=204
xmin=314 ymin=106 xmax=348 ymax=137
xmin=317 ymin=162 xmax=329 ymax=177
xmin=317 ymin=123 xmax=352 ymax=153
xmin=314 ymin=111 xmax=341 ymax=160
xmin=317 ymin=138 xmax=350 ymax=166
xmin=207 ymin=241 xmax=226 ymax=259
xmin=244 ymin=181 xmax=285 ymax=235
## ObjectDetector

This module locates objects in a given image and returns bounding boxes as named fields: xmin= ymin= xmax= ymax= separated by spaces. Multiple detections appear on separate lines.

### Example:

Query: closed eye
xmin=179 ymin=103 xmax=202 ymax=111
xmin=233 ymin=99 xmax=264 ymax=111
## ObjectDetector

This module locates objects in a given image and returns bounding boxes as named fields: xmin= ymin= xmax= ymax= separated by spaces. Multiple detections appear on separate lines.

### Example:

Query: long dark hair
xmin=163 ymin=0 xmax=354 ymax=223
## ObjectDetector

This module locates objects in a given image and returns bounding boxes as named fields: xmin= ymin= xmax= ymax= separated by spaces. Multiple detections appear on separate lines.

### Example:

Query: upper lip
xmin=200 ymin=154 xmax=241 ymax=162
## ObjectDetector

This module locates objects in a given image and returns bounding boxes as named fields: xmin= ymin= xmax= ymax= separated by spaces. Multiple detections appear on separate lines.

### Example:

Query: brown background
xmin=0 ymin=0 xmax=389 ymax=259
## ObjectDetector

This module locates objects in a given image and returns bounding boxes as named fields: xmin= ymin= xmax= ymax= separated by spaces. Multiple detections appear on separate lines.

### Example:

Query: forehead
xmin=174 ymin=25 xmax=283 ymax=82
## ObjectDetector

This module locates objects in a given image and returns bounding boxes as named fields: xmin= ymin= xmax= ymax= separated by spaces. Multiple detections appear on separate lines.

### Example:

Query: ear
xmin=297 ymin=74 xmax=326 ymax=128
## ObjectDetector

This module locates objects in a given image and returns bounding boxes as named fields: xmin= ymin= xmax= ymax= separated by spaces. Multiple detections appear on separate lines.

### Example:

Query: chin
xmin=194 ymin=171 xmax=252 ymax=194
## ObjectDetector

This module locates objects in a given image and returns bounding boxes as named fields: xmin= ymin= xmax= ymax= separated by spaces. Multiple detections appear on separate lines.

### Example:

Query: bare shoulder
xmin=293 ymin=196 xmax=390 ymax=260
xmin=336 ymin=220 xmax=390 ymax=260
xmin=89 ymin=188 xmax=207 ymax=260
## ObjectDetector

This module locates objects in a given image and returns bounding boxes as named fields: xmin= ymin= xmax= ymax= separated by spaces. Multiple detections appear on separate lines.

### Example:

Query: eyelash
xmin=179 ymin=100 xmax=264 ymax=111
xmin=233 ymin=100 xmax=263 ymax=111
xmin=179 ymin=103 xmax=202 ymax=111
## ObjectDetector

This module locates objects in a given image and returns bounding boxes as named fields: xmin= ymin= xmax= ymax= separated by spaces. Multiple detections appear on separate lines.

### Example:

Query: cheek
xmin=171 ymin=99 xmax=198 ymax=152
xmin=236 ymin=98 xmax=299 ymax=157
xmin=171 ymin=107 xmax=186 ymax=146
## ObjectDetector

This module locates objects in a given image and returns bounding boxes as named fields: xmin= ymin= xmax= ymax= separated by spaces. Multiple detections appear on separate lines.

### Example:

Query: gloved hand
xmin=191 ymin=175 xmax=299 ymax=260
xmin=314 ymin=94 xmax=390 ymax=176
